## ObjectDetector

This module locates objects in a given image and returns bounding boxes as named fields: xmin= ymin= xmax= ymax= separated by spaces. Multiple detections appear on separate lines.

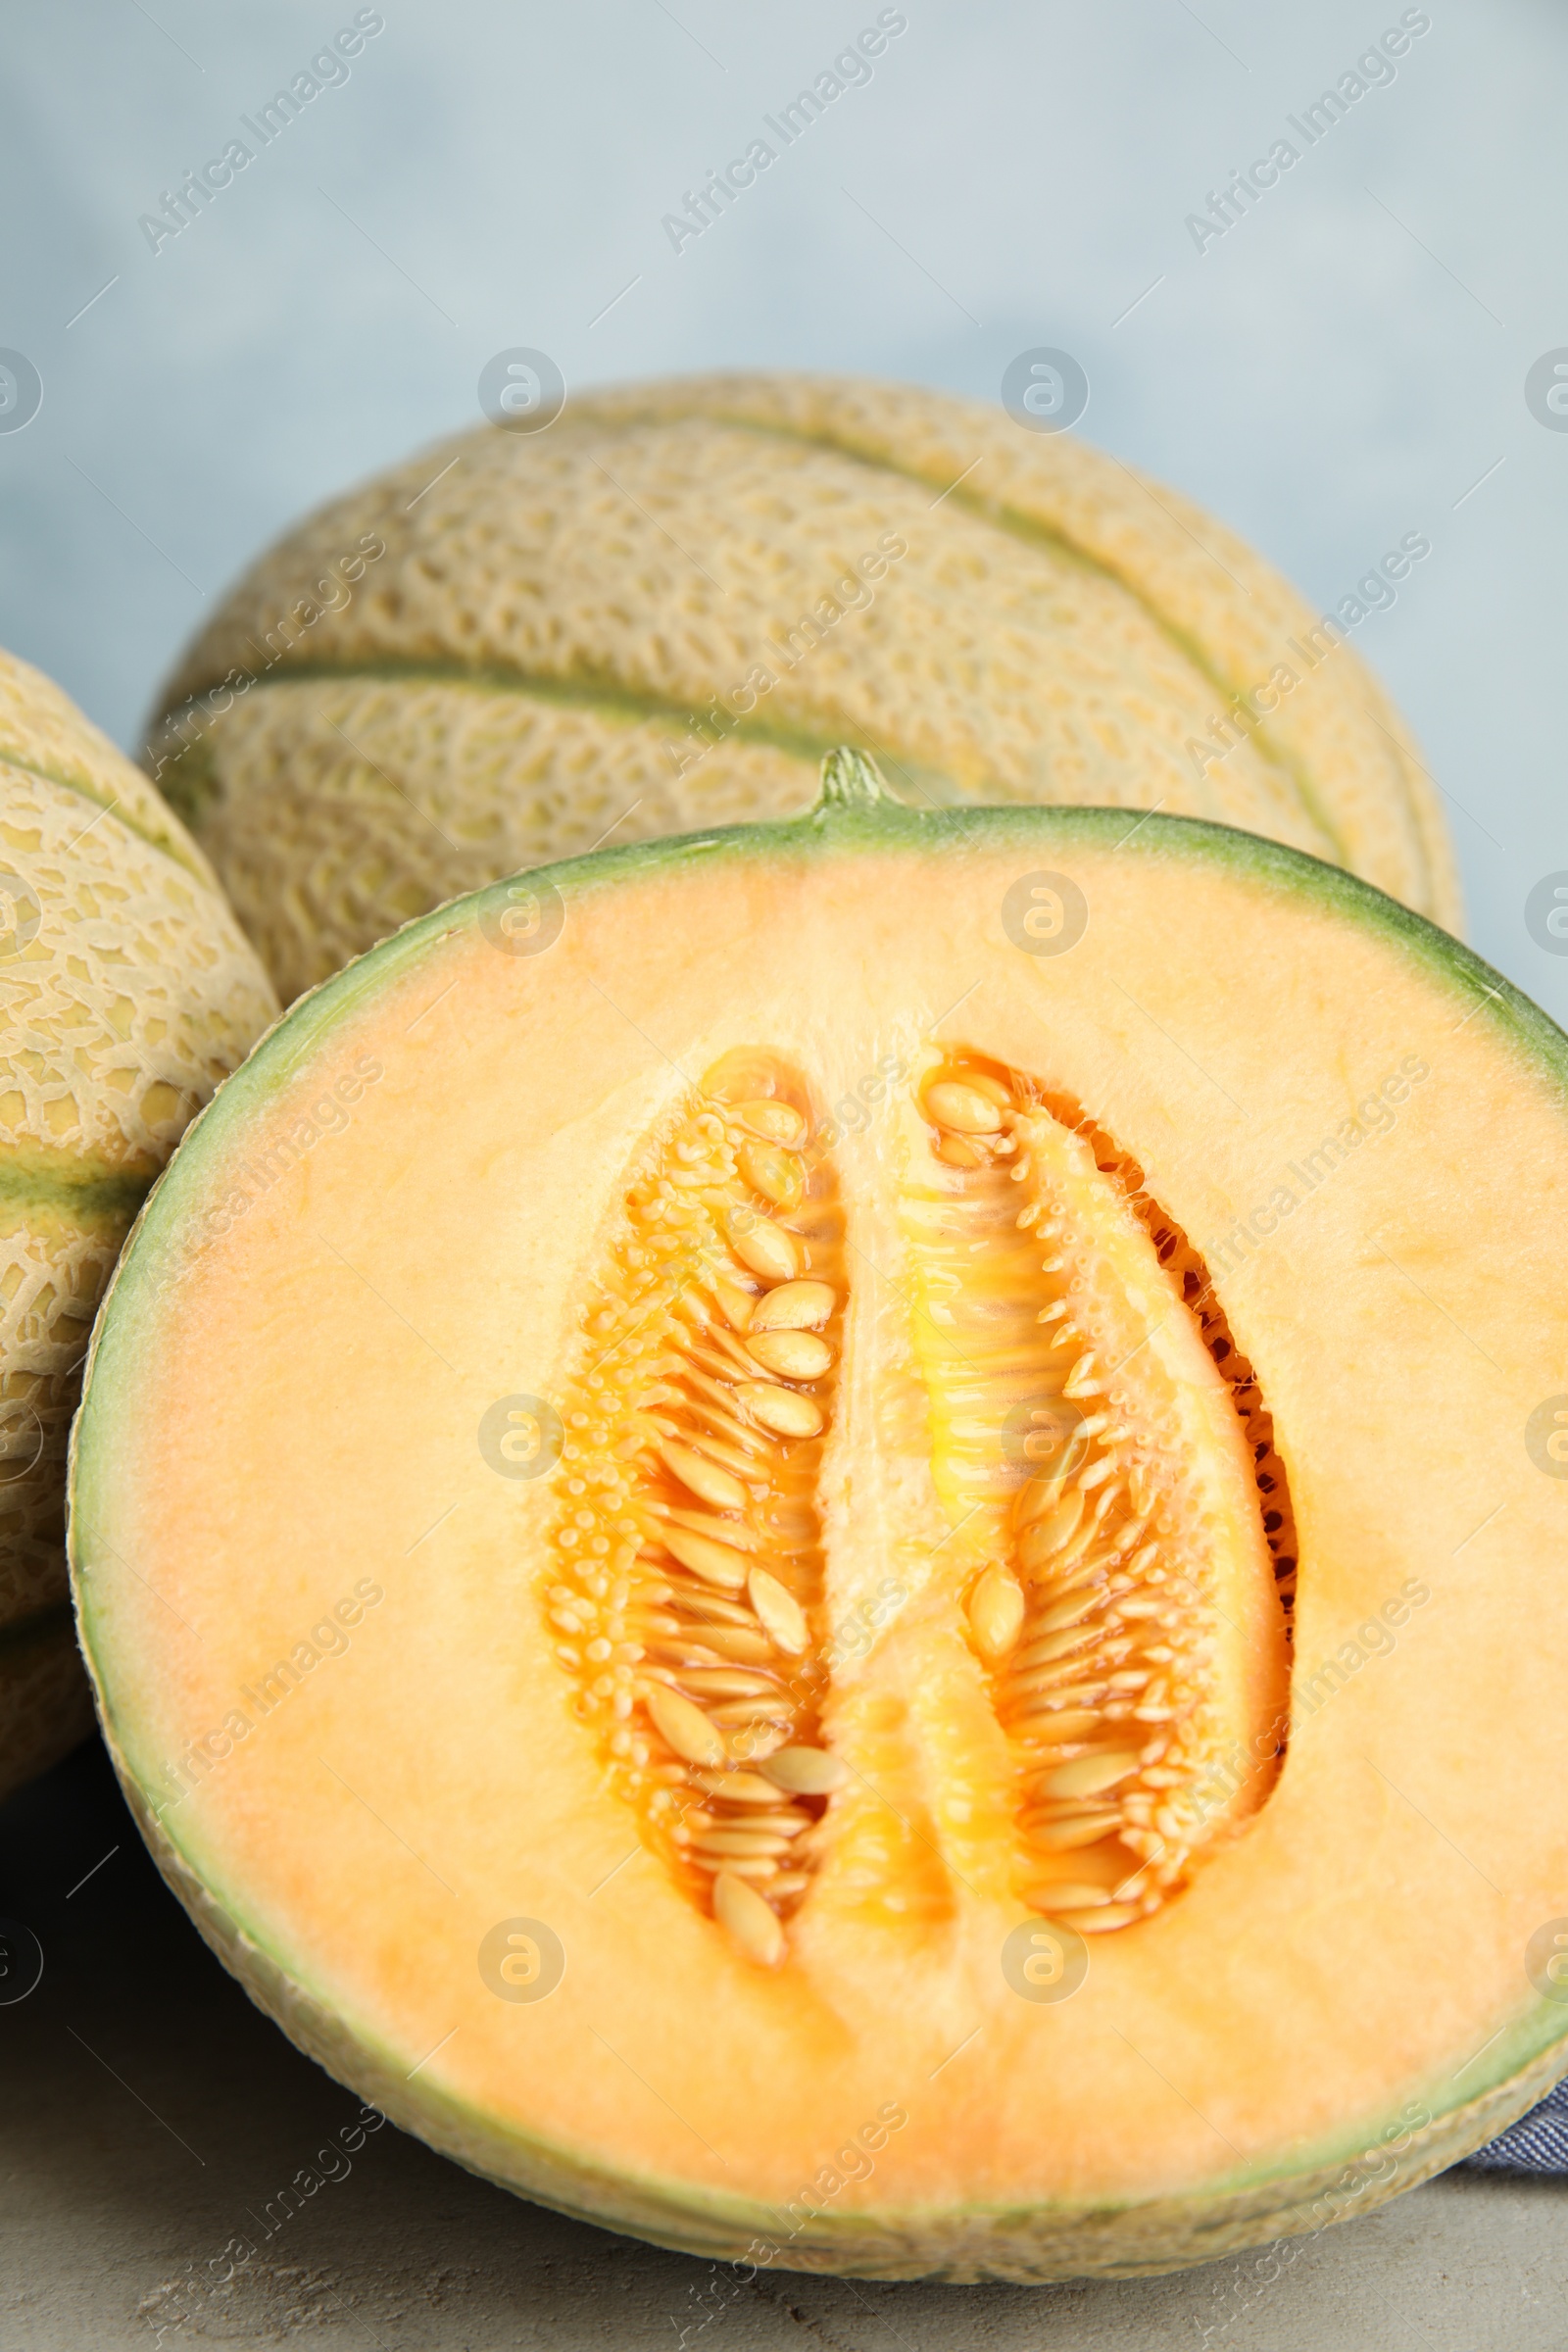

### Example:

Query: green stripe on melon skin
xmin=0 ymin=1158 xmax=152 ymax=1218
xmin=146 ymin=662 xmax=1004 ymax=830
xmin=150 ymin=396 xmax=1422 ymax=903
xmin=141 ymin=728 xmax=220 ymax=834
xmin=562 ymin=381 xmax=1455 ymax=925
xmin=0 ymin=749 xmax=211 ymax=882
xmin=568 ymin=400 xmax=1360 ymax=882
xmin=68 ymin=768 xmax=1568 ymax=2275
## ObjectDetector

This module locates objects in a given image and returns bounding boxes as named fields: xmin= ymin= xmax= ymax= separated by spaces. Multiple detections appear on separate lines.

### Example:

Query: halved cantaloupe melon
xmin=71 ymin=757 xmax=1567 ymax=2279
xmin=144 ymin=369 xmax=1459 ymax=1004
xmin=0 ymin=645 xmax=276 ymax=1799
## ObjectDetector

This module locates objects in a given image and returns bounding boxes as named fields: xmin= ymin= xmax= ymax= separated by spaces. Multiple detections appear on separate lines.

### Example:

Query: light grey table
xmin=4 ymin=1741 xmax=1563 ymax=2352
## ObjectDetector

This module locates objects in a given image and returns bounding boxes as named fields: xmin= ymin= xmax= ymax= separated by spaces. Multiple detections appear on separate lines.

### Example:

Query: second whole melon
xmin=0 ymin=646 xmax=276 ymax=1797
xmin=145 ymin=371 xmax=1459 ymax=1002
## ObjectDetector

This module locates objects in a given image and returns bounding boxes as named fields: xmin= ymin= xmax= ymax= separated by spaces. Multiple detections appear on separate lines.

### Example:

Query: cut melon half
xmin=70 ymin=756 xmax=1568 ymax=2280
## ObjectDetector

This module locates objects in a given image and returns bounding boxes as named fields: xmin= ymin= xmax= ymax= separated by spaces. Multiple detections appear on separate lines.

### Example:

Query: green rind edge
xmin=69 ymin=794 xmax=1568 ymax=2278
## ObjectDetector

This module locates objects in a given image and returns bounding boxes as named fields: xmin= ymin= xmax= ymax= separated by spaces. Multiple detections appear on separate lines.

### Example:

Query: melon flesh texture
xmin=71 ymin=778 xmax=1568 ymax=2279
xmin=145 ymin=369 xmax=1459 ymax=1004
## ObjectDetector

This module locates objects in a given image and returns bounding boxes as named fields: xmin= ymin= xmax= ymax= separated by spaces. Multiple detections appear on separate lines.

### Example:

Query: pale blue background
xmin=1 ymin=0 xmax=1563 ymax=1005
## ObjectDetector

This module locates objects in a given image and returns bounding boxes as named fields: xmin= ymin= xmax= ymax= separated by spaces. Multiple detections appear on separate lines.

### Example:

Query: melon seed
xmin=662 ymin=1527 xmax=752 ymax=1590
xmin=745 ymin=1329 xmax=833 ymax=1380
xmin=699 ymin=1852 xmax=780 ymax=1882
xmin=661 ymin=1506 xmax=762 ymax=1552
xmin=968 ymin=1564 xmax=1025 ymax=1661
xmin=711 ymin=1276 xmax=758 ymax=1331
xmin=709 ymin=1697 xmax=800 ymax=1727
xmin=1015 ymin=1482 xmax=1085 ymax=1543
xmin=713 ymin=1870 xmax=786 ymax=1965
xmin=1016 ymin=1623 xmax=1101 ymax=1669
xmin=737 ymin=1383 xmax=824 ymax=1439
xmin=657 ymin=1441 xmax=749 ymax=1514
xmin=734 ymin=1100 xmax=807 ymax=1147
xmin=693 ymin=1771 xmax=790 ymax=1806
xmin=660 ymin=1584 xmax=756 ymax=1627
xmin=1040 ymin=1749 xmax=1143 ymax=1800
xmin=1059 ymin=1902 xmax=1145 ymax=1933
xmin=926 ymin=1081 xmax=1005 ymax=1135
xmin=730 ymin=1218 xmax=801 ymax=1284
xmin=748 ymin=1566 xmax=809 ymax=1654
xmin=1036 ymin=1881 xmax=1112 ymax=1909
xmin=749 ymin=1280 xmax=835 ymax=1333
xmin=1031 ymin=1590 xmax=1102 ymax=1636
xmin=737 ymin=1140 xmax=805 ymax=1210
xmin=1017 ymin=1498 xmax=1090 ymax=1573
xmin=693 ymin=1827 xmax=798 ymax=1858
xmin=1030 ymin=1811 xmax=1124 ymax=1849
xmin=647 ymin=1687 xmax=726 ymax=1768
xmin=762 ymin=1745 xmax=849 ymax=1796
xmin=1020 ymin=1709 xmax=1102 ymax=1746
xmin=695 ymin=1627 xmax=775 ymax=1664
xmin=678 ymin=1668 xmax=781 ymax=1698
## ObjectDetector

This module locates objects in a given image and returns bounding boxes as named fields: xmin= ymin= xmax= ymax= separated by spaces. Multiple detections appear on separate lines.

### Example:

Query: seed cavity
xmin=542 ymin=1042 xmax=1295 ymax=1964
xmin=912 ymin=1054 xmax=1293 ymax=1934
xmin=543 ymin=1050 xmax=844 ymax=1963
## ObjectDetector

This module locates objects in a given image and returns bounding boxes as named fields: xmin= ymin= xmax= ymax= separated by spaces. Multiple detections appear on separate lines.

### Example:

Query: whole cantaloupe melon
xmin=0 ymin=647 xmax=276 ymax=1797
xmin=145 ymin=372 xmax=1460 ymax=1003
xmin=72 ymin=757 xmax=1566 ymax=2278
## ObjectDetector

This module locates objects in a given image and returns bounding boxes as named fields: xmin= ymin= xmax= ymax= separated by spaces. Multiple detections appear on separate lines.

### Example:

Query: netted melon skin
xmin=148 ymin=372 xmax=1460 ymax=1003
xmin=0 ymin=645 xmax=277 ymax=1789
xmin=0 ymin=1613 xmax=94 ymax=1805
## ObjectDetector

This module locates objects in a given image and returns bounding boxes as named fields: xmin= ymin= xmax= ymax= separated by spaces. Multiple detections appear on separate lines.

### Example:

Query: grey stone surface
xmin=2 ymin=1740 xmax=1564 ymax=2350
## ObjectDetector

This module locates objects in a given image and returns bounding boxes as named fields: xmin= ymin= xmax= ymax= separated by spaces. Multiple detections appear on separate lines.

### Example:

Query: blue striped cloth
xmin=1466 ymin=2082 xmax=1568 ymax=2172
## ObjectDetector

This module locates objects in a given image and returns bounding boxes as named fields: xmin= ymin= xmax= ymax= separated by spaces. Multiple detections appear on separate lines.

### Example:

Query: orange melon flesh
xmin=70 ymin=769 xmax=1568 ymax=2279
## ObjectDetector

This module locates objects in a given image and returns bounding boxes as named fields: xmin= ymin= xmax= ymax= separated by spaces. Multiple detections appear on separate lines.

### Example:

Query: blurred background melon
xmin=144 ymin=371 xmax=1460 ymax=1004
xmin=0 ymin=647 xmax=276 ymax=1797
